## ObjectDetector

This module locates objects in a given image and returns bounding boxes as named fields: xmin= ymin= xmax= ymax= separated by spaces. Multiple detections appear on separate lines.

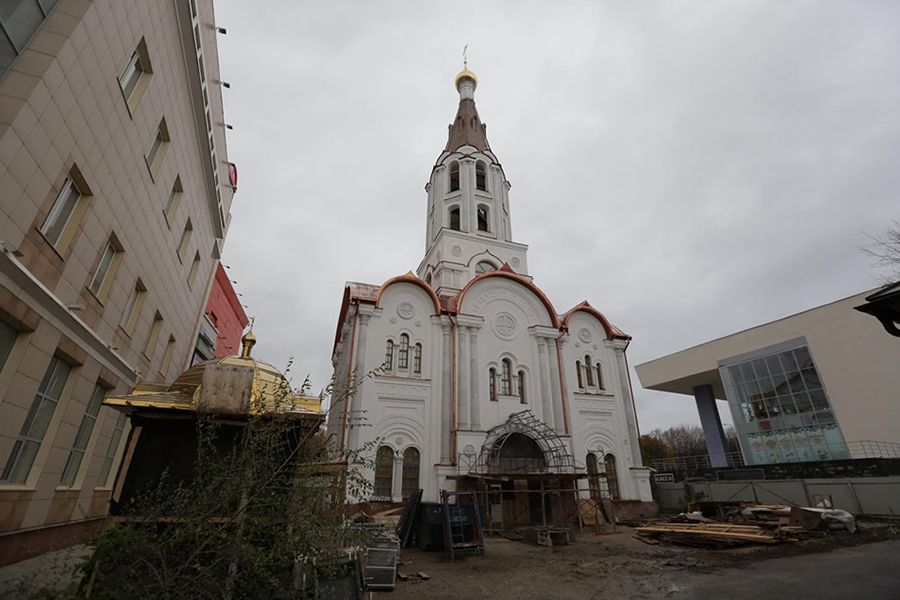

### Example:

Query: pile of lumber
xmin=634 ymin=521 xmax=802 ymax=548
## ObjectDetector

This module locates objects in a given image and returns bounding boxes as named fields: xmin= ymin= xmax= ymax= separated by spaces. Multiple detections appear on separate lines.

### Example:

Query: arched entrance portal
xmin=489 ymin=432 xmax=546 ymax=474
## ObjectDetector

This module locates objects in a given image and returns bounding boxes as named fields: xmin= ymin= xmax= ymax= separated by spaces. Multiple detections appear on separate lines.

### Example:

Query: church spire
xmin=445 ymin=61 xmax=490 ymax=152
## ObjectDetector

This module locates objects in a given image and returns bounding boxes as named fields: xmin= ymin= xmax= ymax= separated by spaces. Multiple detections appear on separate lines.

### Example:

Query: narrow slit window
xmin=413 ymin=343 xmax=422 ymax=374
xmin=398 ymin=334 xmax=409 ymax=369
xmin=576 ymin=360 xmax=584 ymax=388
xmin=449 ymin=161 xmax=460 ymax=192
xmin=449 ymin=207 xmax=460 ymax=231
xmin=501 ymin=359 xmax=512 ymax=395
xmin=489 ymin=368 xmax=497 ymax=401
xmin=584 ymin=355 xmax=594 ymax=386
xmin=477 ymin=205 xmax=489 ymax=232
xmin=475 ymin=161 xmax=487 ymax=191
xmin=384 ymin=340 xmax=394 ymax=370
xmin=595 ymin=362 xmax=603 ymax=389
xmin=518 ymin=370 xmax=526 ymax=404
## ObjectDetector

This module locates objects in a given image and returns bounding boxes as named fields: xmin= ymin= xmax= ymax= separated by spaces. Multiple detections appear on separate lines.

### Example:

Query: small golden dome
xmin=455 ymin=68 xmax=478 ymax=91
xmin=240 ymin=329 xmax=257 ymax=358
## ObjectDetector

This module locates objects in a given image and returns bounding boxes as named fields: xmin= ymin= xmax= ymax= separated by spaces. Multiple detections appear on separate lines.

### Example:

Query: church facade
xmin=328 ymin=67 xmax=652 ymax=509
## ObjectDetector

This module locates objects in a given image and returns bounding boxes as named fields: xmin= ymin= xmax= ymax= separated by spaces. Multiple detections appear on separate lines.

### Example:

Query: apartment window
xmin=164 ymin=176 xmax=182 ymax=225
xmin=60 ymin=383 xmax=107 ymax=486
xmin=119 ymin=279 xmax=146 ymax=336
xmin=397 ymin=334 xmax=409 ymax=369
xmin=501 ymin=359 xmax=512 ymax=395
xmin=143 ymin=312 xmax=163 ymax=359
xmin=188 ymin=252 xmax=201 ymax=286
xmin=475 ymin=160 xmax=487 ymax=191
xmin=2 ymin=356 xmax=71 ymax=484
xmin=118 ymin=39 xmax=152 ymax=111
xmin=413 ymin=343 xmax=422 ymax=374
xmin=160 ymin=336 xmax=176 ymax=378
xmin=0 ymin=0 xmax=57 ymax=75
xmin=145 ymin=118 xmax=170 ymax=177
xmin=448 ymin=161 xmax=460 ymax=192
xmin=177 ymin=219 xmax=193 ymax=261
xmin=0 ymin=321 xmax=17 ymax=372
xmin=88 ymin=239 xmax=123 ymax=300
xmin=40 ymin=178 xmax=81 ymax=249
xmin=384 ymin=340 xmax=394 ymax=370
xmin=96 ymin=412 xmax=127 ymax=487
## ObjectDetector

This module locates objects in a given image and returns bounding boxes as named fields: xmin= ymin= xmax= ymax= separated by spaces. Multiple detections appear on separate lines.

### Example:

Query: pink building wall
xmin=205 ymin=263 xmax=249 ymax=357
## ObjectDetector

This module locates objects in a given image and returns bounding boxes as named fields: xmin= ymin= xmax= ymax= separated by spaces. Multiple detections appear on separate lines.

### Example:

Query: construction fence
xmin=656 ymin=476 xmax=900 ymax=516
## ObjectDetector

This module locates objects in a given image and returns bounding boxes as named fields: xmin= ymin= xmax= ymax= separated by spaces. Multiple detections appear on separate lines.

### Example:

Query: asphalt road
xmin=678 ymin=539 xmax=900 ymax=600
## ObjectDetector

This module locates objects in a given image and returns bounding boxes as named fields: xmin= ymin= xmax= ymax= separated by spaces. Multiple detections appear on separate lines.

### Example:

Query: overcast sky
xmin=213 ymin=0 xmax=898 ymax=432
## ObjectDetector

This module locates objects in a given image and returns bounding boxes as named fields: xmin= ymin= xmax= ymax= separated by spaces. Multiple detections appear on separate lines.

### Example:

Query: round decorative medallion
xmin=451 ymin=245 xmax=462 ymax=257
xmin=415 ymin=320 xmax=421 ymax=327
xmin=463 ymin=444 xmax=476 ymax=457
xmin=395 ymin=436 xmax=404 ymax=446
xmin=593 ymin=344 xmax=599 ymax=350
xmin=493 ymin=313 xmax=518 ymax=340
xmin=574 ymin=342 xmax=581 ymax=348
xmin=578 ymin=328 xmax=592 ymax=343
xmin=511 ymin=257 xmax=521 ymax=268
xmin=390 ymin=317 xmax=397 ymax=324
xmin=397 ymin=302 xmax=415 ymax=320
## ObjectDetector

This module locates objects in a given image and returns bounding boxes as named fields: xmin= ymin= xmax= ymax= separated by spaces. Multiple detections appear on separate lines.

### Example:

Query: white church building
xmin=328 ymin=66 xmax=652 ymax=523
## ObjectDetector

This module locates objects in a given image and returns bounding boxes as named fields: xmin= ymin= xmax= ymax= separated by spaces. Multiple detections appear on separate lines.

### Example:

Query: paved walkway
xmin=678 ymin=539 xmax=900 ymax=599
xmin=0 ymin=544 xmax=90 ymax=598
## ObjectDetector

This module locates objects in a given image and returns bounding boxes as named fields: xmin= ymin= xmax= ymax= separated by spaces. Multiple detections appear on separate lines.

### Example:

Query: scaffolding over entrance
xmin=451 ymin=410 xmax=614 ymax=535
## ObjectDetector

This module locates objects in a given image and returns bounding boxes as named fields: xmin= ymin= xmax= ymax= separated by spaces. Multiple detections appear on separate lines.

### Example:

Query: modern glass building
xmin=636 ymin=290 xmax=900 ymax=468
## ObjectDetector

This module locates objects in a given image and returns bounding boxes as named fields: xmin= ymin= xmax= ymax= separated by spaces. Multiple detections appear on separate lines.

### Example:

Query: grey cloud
xmin=214 ymin=0 xmax=899 ymax=427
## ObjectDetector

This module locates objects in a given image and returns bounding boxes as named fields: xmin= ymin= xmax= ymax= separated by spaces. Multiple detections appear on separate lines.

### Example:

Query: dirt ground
xmin=381 ymin=523 xmax=899 ymax=600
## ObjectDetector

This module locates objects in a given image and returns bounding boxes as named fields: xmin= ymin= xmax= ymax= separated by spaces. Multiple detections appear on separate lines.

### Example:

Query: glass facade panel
xmin=722 ymin=343 xmax=847 ymax=465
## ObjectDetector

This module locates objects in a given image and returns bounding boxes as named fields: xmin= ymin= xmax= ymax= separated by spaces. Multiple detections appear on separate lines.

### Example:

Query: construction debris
xmin=635 ymin=503 xmax=858 ymax=548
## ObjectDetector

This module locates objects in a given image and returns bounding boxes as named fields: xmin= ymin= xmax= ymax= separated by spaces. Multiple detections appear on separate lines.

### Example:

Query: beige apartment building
xmin=0 ymin=0 xmax=234 ymax=563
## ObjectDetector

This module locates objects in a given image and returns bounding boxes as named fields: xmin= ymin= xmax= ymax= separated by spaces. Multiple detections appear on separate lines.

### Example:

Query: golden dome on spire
xmin=455 ymin=67 xmax=478 ymax=91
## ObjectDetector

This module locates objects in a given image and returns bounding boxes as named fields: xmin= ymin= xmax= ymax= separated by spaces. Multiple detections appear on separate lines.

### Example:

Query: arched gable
xmin=561 ymin=301 xmax=630 ymax=341
xmin=457 ymin=270 xmax=560 ymax=328
xmin=375 ymin=271 xmax=441 ymax=315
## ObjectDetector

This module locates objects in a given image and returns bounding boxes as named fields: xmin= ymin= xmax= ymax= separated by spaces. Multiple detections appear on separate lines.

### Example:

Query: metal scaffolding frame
xmin=468 ymin=410 xmax=581 ymax=476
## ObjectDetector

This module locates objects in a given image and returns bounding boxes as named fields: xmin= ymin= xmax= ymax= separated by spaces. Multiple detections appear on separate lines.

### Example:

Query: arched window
xmin=475 ymin=260 xmax=495 ymax=274
xmin=518 ymin=370 xmax=526 ymax=404
xmin=477 ymin=205 xmax=489 ymax=232
xmin=413 ymin=343 xmax=422 ymax=374
xmin=501 ymin=359 xmax=512 ymax=395
xmin=449 ymin=206 xmax=460 ymax=231
xmin=374 ymin=446 xmax=394 ymax=499
xmin=576 ymin=360 xmax=584 ymax=388
xmin=595 ymin=362 xmax=603 ymax=389
xmin=398 ymin=334 xmax=409 ymax=369
xmin=489 ymin=368 xmax=497 ymax=401
xmin=384 ymin=340 xmax=394 ymax=370
xmin=604 ymin=454 xmax=620 ymax=500
xmin=425 ymin=272 xmax=432 ymax=286
xmin=449 ymin=161 xmax=460 ymax=192
xmin=584 ymin=355 xmax=594 ymax=386
xmin=586 ymin=453 xmax=601 ymax=501
xmin=401 ymin=447 xmax=420 ymax=499
xmin=475 ymin=161 xmax=487 ymax=191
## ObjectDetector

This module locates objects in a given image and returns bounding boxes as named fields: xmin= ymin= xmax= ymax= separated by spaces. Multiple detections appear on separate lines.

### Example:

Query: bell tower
xmin=417 ymin=64 xmax=530 ymax=295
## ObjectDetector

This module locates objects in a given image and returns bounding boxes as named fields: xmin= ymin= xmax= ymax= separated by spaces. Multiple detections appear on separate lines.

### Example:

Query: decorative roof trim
xmin=457 ymin=269 xmax=561 ymax=329
xmin=561 ymin=300 xmax=631 ymax=340
xmin=374 ymin=271 xmax=442 ymax=315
